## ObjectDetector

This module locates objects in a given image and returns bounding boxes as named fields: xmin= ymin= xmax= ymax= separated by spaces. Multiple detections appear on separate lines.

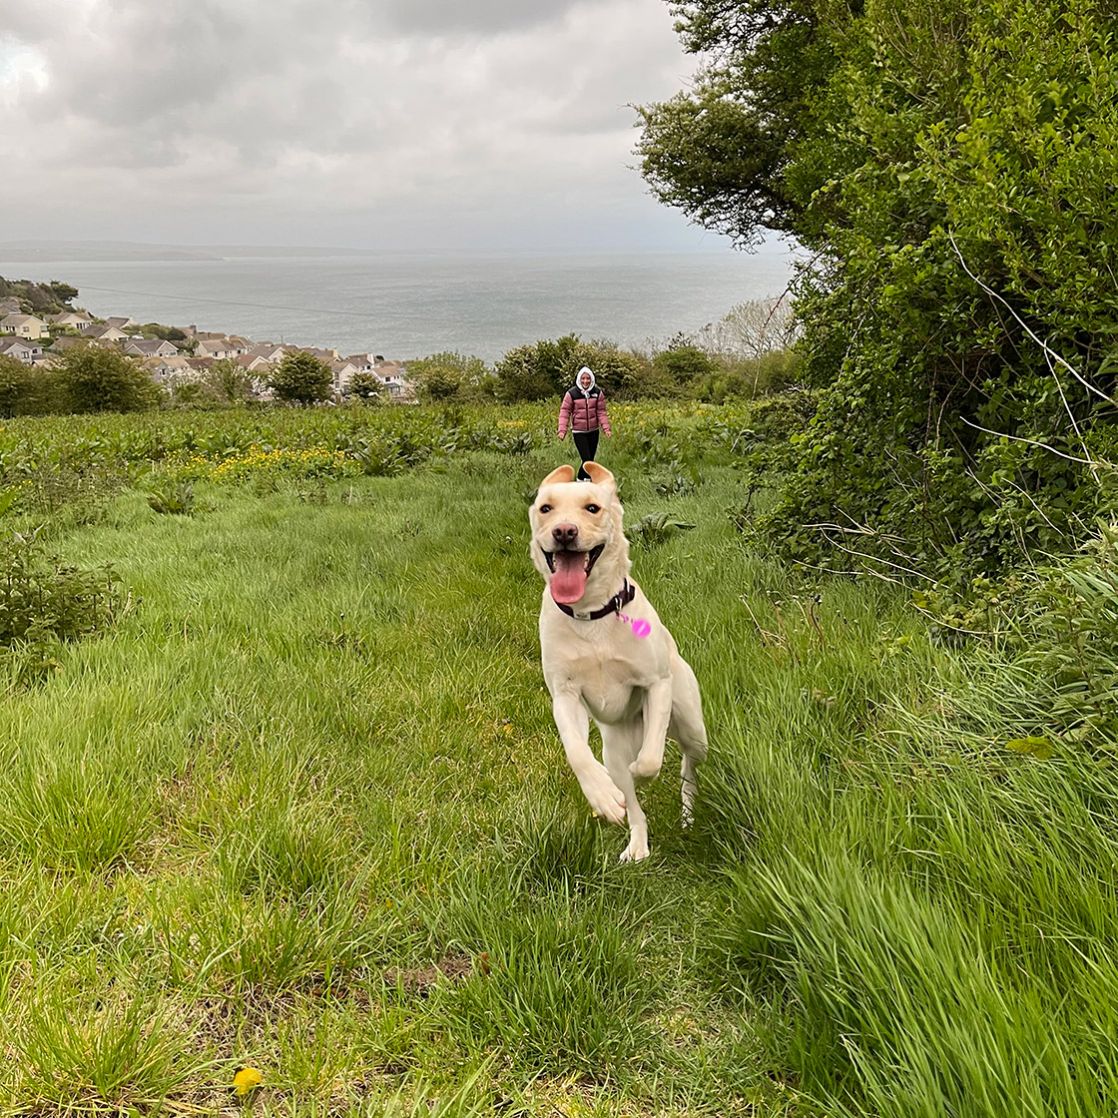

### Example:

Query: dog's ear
xmin=582 ymin=462 xmax=615 ymax=490
xmin=539 ymin=465 xmax=576 ymax=488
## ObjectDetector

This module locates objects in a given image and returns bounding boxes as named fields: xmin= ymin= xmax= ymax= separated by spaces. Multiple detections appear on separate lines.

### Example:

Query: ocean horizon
xmin=0 ymin=246 xmax=797 ymax=364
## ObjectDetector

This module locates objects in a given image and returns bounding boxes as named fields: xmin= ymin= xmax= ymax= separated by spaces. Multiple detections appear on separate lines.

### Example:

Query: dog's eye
xmin=585 ymin=504 xmax=600 ymax=514
xmin=539 ymin=504 xmax=552 ymax=514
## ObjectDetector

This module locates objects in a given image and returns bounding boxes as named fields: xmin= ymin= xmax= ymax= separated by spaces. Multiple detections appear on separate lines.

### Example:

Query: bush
xmin=0 ymin=532 xmax=127 ymax=684
xmin=408 ymin=352 xmax=492 ymax=403
xmin=641 ymin=0 xmax=1118 ymax=582
xmin=651 ymin=341 xmax=718 ymax=386
xmin=495 ymin=336 xmax=658 ymax=402
xmin=268 ymin=351 xmax=333 ymax=406
xmin=690 ymin=350 xmax=802 ymax=402
xmin=343 ymin=371 xmax=384 ymax=404
xmin=0 ymin=355 xmax=55 ymax=417
xmin=54 ymin=345 xmax=161 ymax=414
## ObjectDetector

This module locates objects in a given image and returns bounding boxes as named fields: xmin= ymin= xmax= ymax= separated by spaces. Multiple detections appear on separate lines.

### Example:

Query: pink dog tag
xmin=616 ymin=612 xmax=651 ymax=638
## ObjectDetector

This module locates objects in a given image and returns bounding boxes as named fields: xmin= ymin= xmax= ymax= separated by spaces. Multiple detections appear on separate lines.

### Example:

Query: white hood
xmin=575 ymin=366 xmax=596 ymax=393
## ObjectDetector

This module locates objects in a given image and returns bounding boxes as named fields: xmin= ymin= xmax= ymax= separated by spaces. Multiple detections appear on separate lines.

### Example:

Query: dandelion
xmin=233 ymin=1066 xmax=263 ymax=1097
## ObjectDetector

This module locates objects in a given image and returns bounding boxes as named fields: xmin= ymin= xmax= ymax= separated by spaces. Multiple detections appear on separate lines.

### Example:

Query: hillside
xmin=0 ymin=275 xmax=82 ymax=317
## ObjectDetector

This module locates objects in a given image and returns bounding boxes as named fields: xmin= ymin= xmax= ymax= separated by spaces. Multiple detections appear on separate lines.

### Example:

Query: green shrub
xmin=55 ymin=345 xmax=161 ymax=414
xmin=146 ymin=480 xmax=196 ymax=516
xmin=651 ymin=340 xmax=718 ymax=385
xmin=0 ymin=355 xmax=56 ymax=417
xmin=494 ymin=336 xmax=657 ymax=401
xmin=408 ymin=353 xmax=493 ymax=403
xmin=641 ymin=0 xmax=1118 ymax=582
xmin=268 ymin=350 xmax=333 ymax=405
xmin=0 ymin=533 xmax=126 ymax=679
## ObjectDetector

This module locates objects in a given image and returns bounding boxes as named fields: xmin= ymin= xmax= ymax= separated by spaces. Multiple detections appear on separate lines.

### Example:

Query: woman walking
xmin=557 ymin=366 xmax=611 ymax=479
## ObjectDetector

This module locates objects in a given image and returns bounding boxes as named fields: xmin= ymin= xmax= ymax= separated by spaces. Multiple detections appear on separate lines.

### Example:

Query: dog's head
xmin=529 ymin=462 xmax=629 ymax=607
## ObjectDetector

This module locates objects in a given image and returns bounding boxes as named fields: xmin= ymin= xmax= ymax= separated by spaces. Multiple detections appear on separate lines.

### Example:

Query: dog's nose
xmin=552 ymin=523 xmax=579 ymax=546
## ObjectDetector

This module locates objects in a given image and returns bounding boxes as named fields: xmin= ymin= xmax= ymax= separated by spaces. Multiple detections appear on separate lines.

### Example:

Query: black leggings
xmin=572 ymin=429 xmax=600 ymax=479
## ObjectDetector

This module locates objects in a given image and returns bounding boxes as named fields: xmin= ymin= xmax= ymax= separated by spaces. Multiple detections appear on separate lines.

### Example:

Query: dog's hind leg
xmin=669 ymin=657 xmax=707 ymax=828
xmin=601 ymin=719 xmax=649 ymax=863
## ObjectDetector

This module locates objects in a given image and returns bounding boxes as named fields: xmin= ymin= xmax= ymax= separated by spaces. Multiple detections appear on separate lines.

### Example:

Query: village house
xmin=374 ymin=359 xmax=412 ymax=399
xmin=1 ymin=313 xmax=47 ymax=340
xmin=192 ymin=339 xmax=230 ymax=359
xmin=123 ymin=338 xmax=179 ymax=359
xmin=50 ymin=334 xmax=89 ymax=353
xmin=0 ymin=337 xmax=42 ymax=364
xmin=103 ymin=316 xmax=135 ymax=331
xmin=48 ymin=311 xmax=93 ymax=331
xmin=245 ymin=343 xmax=286 ymax=363
xmin=194 ymin=336 xmax=249 ymax=360
xmin=142 ymin=355 xmax=195 ymax=384
xmin=330 ymin=359 xmax=359 ymax=394
xmin=84 ymin=324 xmax=129 ymax=344
xmin=233 ymin=353 xmax=272 ymax=373
xmin=298 ymin=346 xmax=340 ymax=362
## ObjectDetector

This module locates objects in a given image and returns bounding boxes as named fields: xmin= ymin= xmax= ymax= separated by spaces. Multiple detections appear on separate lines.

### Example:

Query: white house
xmin=142 ymin=355 xmax=195 ymax=384
xmin=0 ymin=337 xmax=42 ymax=364
xmin=246 ymin=343 xmax=286 ymax=363
xmin=49 ymin=311 xmax=93 ymax=331
xmin=234 ymin=353 xmax=272 ymax=373
xmin=345 ymin=353 xmax=375 ymax=373
xmin=374 ymin=359 xmax=413 ymax=400
xmin=330 ymin=359 xmax=359 ymax=394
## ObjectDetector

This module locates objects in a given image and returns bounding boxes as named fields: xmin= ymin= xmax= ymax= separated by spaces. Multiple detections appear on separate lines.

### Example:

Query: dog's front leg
xmin=552 ymin=691 xmax=627 ymax=824
xmin=631 ymin=678 xmax=672 ymax=780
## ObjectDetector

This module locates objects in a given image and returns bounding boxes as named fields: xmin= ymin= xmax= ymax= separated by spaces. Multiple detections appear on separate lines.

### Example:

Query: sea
xmin=0 ymin=247 xmax=797 ymax=364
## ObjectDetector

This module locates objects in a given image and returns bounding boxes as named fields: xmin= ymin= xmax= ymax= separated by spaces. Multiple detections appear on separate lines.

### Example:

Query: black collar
xmin=554 ymin=579 xmax=635 ymax=621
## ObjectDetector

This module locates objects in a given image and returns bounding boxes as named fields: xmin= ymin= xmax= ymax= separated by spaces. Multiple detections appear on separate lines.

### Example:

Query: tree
xmin=0 ymin=356 xmax=53 ymax=417
xmin=408 ymin=352 xmax=492 ymax=403
xmin=652 ymin=339 xmax=717 ymax=384
xmin=494 ymin=336 xmax=657 ymax=402
xmin=55 ymin=344 xmax=161 ymax=413
xmin=344 ymin=372 xmax=384 ymax=403
xmin=202 ymin=358 xmax=254 ymax=405
xmin=694 ymin=297 xmax=799 ymax=360
xmin=639 ymin=0 xmax=1118 ymax=579
xmin=47 ymin=281 xmax=79 ymax=306
xmin=267 ymin=350 xmax=332 ymax=405
xmin=635 ymin=0 xmax=850 ymax=247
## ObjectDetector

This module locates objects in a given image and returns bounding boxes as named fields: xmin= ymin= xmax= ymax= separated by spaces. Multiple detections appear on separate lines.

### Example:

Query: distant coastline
xmin=0 ymin=240 xmax=394 ymax=264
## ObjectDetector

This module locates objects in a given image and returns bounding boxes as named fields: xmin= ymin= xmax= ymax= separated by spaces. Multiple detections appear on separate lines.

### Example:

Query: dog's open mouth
xmin=542 ymin=543 xmax=605 ymax=604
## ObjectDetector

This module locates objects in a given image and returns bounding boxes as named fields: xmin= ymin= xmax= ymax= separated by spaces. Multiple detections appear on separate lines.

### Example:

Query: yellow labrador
xmin=529 ymin=462 xmax=707 ymax=862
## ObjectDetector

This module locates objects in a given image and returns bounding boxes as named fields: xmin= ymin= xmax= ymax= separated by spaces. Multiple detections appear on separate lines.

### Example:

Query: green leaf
xmin=1005 ymin=736 xmax=1054 ymax=760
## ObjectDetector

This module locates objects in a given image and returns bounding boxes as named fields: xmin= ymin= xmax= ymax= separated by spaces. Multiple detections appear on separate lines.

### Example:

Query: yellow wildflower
xmin=233 ymin=1067 xmax=263 ymax=1096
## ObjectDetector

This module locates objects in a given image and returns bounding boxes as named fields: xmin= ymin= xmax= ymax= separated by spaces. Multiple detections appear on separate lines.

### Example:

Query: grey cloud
xmin=370 ymin=0 xmax=586 ymax=35
xmin=1 ymin=0 xmax=710 ymax=251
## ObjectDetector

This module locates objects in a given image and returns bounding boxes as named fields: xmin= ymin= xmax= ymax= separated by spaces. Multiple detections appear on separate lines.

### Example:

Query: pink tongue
xmin=550 ymin=551 xmax=588 ymax=604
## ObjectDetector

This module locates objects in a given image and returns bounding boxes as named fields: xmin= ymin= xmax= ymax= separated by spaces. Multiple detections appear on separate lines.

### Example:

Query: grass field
xmin=0 ymin=404 xmax=1116 ymax=1116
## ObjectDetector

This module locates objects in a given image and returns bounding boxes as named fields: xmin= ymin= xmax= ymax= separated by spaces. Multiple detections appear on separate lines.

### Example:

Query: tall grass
xmin=0 ymin=405 xmax=1112 ymax=1114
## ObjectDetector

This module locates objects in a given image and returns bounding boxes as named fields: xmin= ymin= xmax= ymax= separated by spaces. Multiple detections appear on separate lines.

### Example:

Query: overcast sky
xmin=0 ymin=0 xmax=759 ymax=253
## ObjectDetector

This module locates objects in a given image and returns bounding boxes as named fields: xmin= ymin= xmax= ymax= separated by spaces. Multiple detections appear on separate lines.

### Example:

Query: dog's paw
xmin=582 ymin=767 xmax=627 ymax=825
xmin=619 ymin=835 xmax=650 ymax=863
xmin=629 ymin=753 xmax=663 ymax=781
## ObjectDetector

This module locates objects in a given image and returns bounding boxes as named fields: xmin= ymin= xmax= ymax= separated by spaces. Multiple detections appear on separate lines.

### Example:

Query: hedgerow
xmin=642 ymin=0 xmax=1118 ymax=582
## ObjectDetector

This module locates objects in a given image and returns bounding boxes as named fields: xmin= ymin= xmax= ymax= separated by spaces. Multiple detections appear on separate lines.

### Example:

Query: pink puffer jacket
xmin=557 ymin=384 xmax=611 ymax=437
